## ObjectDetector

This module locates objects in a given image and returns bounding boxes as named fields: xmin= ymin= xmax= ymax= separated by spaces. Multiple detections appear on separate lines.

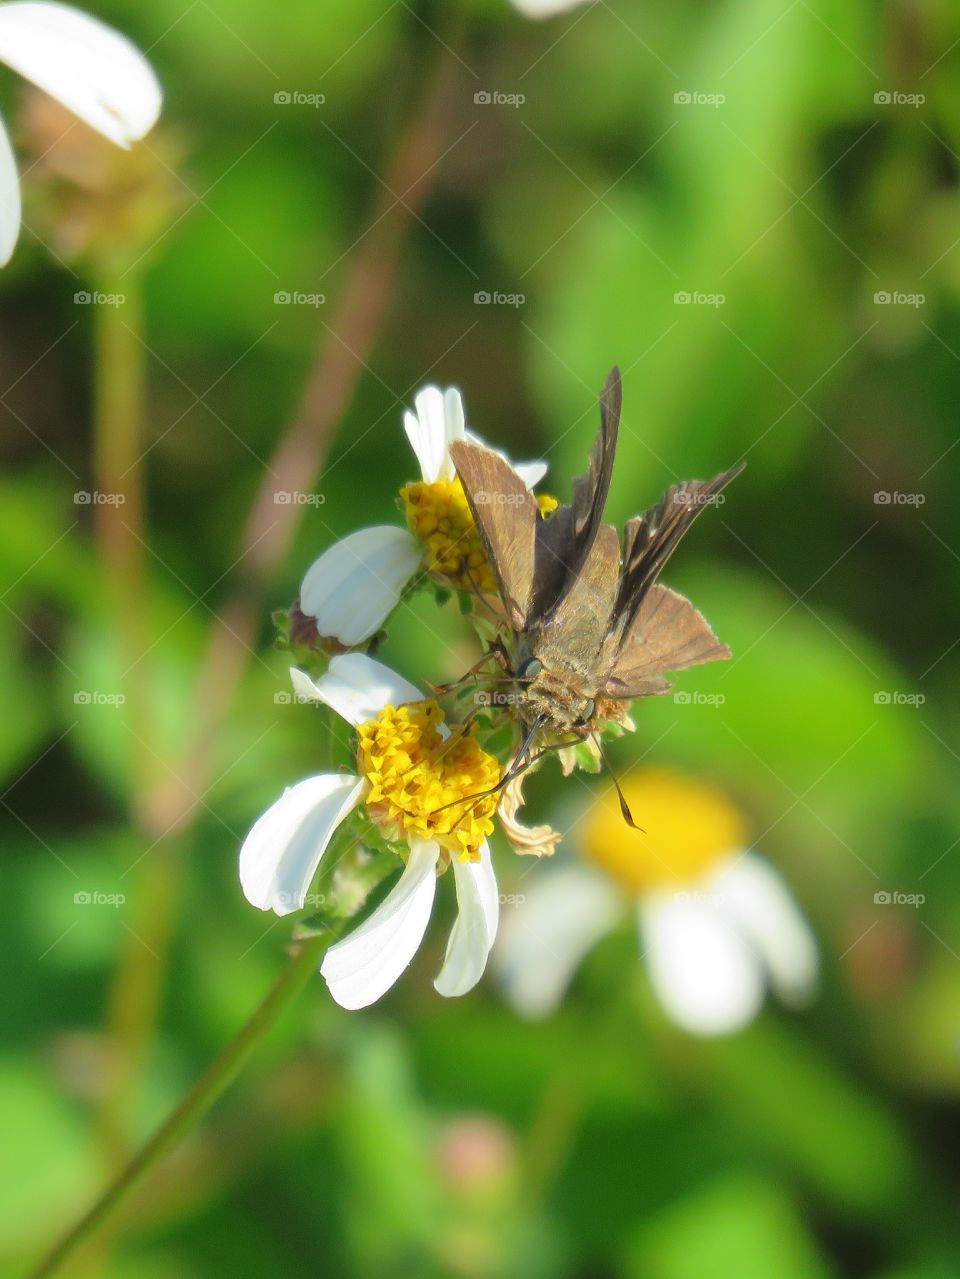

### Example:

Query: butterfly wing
xmin=530 ymin=523 xmax=622 ymax=674
xmin=449 ymin=439 xmax=538 ymax=630
xmin=603 ymin=584 xmax=730 ymax=697
xmin=532 ymin=366 xmax=622 ymax=619
xmin=612 ymin=463 xmax=744 ymax=637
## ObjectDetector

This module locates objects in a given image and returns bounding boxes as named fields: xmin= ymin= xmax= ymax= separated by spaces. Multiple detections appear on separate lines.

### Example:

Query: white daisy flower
xmin=510 ymin=0 xmax=592 ymax=17
xmin=299 ymin=385 xmax=547 ymax=647
xmin=0 ymin=1 xmax=162 ymax=265
xmin=495 ymin=768 xmax=818 ymax=1036
xmin=239 ymin=652 xmax=501 ymax=1010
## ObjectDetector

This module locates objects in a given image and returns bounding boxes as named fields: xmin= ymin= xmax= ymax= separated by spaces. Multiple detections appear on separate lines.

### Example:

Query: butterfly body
xmin=451 ymin=367 xmax=743 ymax=743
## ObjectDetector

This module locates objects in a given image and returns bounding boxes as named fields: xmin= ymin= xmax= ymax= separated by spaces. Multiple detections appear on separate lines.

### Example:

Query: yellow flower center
xmin=581 ymin=767 xmax=746 ymax=893
xmin=400 ymin=478 xmax=497 ymax=593
xmin=399 ymin=478 xmax=558 ymax=593
xmin=357 ymin=700 xmax=501 ymax=860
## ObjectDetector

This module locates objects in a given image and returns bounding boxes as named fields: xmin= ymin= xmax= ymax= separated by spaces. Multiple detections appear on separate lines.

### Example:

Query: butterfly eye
xmin=517 ymin=657 xmax=542 ymax=681
xmin=576 ymin=699 xmax=596 ymax=726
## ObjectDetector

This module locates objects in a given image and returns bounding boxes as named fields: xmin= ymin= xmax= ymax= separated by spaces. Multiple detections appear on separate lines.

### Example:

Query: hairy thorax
xmin=520 ymin=663 xmax=597 ymax=735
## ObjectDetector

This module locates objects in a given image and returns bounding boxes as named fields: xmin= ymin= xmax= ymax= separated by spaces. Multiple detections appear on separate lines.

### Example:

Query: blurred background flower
xmin=495 ymin=767 xmax=818 ymax=1034
xmin=3 ymin=0 xmax=960 ymax=1275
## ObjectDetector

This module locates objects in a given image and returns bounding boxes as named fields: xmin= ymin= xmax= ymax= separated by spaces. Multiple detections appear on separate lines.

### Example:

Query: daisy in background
xmin=299 ymin=385 xmax=548 ymax=646
xmin=0 ymin=1 xmax=161 ymax=264
xmin=510 ymin=0 xmax=592 ymax=17
xmin=495 ymin=767 xmax=818 ymax=1036
xmin=239 ymin=652 xmax=501 ymax=1010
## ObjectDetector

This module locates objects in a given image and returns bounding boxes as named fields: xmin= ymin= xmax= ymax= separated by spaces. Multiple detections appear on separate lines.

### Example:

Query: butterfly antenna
xmin=591 ymin=732 xmax=645 ymax=833
xmin=428 ymin=714 xmax=548 ymax=819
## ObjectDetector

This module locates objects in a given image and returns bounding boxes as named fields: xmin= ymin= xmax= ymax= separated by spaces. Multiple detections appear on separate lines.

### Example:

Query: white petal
xmin=463 ymin=430 xmax=546 ymax=490
xmin=300 ymin=525 xmax=421 ymax=645
xmin=0 ymin=113 xmax=20 ymax=265
xmin=640 ymin=892 xmax=765 ymax=1036
xmin=493 ymin=864 xmax=621 ymax=1018
xmin=434 ymin=844 xmax=500 ymax=997
xmin=510 ymin=0 xmax=591 ymax=16
xmin=321 ymin=840 xmax=439 ymax=1009
xmin=707 ymin=853 xmax=819 ymax=1007
xmin=404 ymin=385 xmax=466 ymax=483
xmin=0 ymin=2 xmax=162 ymax=147
xmin=239 ymin=773 xmax=365 ymax=917
xmin=292 ymin=653 xmax=422 ymax=728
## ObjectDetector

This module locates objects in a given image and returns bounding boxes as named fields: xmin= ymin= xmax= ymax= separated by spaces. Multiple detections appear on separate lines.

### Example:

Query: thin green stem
xmin=28 ymin=931 xmax=331 ymax=1279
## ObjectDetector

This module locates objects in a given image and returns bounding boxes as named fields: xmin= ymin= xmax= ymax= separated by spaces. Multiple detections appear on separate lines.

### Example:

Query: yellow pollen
xmin=581 ymin=767 xmax=746 ymax=893
xmin=356 ymin=700 xmax=501 ymax=860
xmin=537 ymin=493 xmax=559 ymax=517
xmin=400 ymin=478 xmax=497 ymax=593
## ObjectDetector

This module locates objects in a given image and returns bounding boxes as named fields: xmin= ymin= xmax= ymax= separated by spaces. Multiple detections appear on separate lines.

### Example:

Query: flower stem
xmin=28 ymin=932 xmax=330 ymax=1279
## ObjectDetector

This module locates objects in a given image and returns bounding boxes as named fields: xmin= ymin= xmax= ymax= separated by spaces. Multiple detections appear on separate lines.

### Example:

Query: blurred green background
xmin=3 ymin=0 xmax=960 ymax=1274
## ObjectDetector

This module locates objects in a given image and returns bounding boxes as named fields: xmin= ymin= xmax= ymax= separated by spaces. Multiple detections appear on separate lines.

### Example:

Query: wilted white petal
xmin=321 ymin=840 xmax=440 ymax=1009
xmin=514 ymin=459 xmax=548 ymax=488
xmin=494 ymin=865 xmax=621 ymax=1018
xmin=434 ymin=844 xmax=499 ymax=997
xmin=0 ymin=113 xmax=20 ymax=265
xmin=404 ymin=385 xmax=465 ymax=483
xmin=300 ymin=525 xmax=421 ymax=645
xmin=640 ymin=892 xmax=764 ymax=1036
xmin=239 ymin=773 xmax=366 ymax=916
xmin=510 ymin=0 xmax=591 ymax=17
xmin=292 ymin=653 xmax=422 ymax=728
xmin=707 ymin=853 xmax=819 ymax=1007
xmin=0 ymin=2 xmax=162 ymax=147
xmin=464 ymin=430 xmax=546 ymax=490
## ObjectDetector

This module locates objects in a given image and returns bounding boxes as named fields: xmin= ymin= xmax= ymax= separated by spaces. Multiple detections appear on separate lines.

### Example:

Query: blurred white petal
xmin=321 ymin=840 xmax=440 ymax=1009
xmin=494 ymin=864 xmax=621 ymax=1018
xmin=510 ymin=0 xmax=591 ymax=16
xmin=239 ymin=773 xmax=366 ymax=916
xmin=291 ymin=653 xmax=422 ymax=728
xmin=0 ymin=113 xmax=20 ymax=265
xmin=640 ymin=892 xmax=765 ymax=1036
xmin=708 ymin=853 xmax=819 ymax=1007
xmin=404 ymin=385 xmax=466 ymax=483
xmin=464 ymin=430 xmax=546 ymax=490
xmin=300 ymin=525 xmax=421 ymax=645
xmin=435 ymin=844 xmax=500 ymax=997
xmin=0 ymin=1 xmax=162 ymax=146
